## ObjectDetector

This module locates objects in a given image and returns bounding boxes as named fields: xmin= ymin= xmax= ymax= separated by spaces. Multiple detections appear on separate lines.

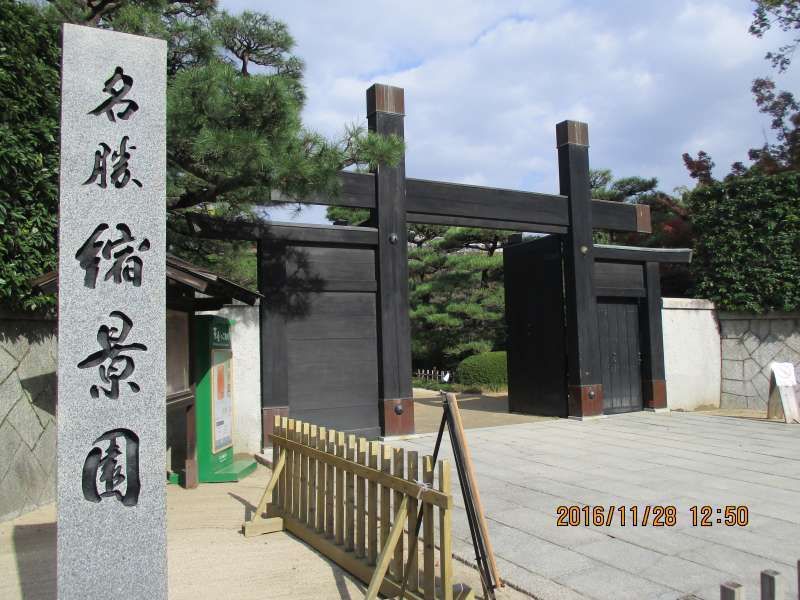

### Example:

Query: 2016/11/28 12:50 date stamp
xmin=555 ymin=505 xmax=749 ymax=527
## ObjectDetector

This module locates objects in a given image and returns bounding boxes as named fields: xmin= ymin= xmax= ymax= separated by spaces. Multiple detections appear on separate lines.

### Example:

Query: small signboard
xmin=212 ymin=349 xmax=234 ymax=453
xmin=767 ymin=362 xmax=800 ymax=424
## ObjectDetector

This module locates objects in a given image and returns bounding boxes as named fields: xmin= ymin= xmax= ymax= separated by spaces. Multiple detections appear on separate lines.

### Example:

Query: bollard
xmin=761 ymin=570 xmax=783 ymax=600
xmin=721 ymin=581 xmax=744 ymax=600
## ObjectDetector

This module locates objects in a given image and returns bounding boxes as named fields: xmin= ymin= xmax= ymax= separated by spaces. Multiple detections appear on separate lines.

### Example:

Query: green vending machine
xmin=193 ymin=316 xmax=257 ymax=483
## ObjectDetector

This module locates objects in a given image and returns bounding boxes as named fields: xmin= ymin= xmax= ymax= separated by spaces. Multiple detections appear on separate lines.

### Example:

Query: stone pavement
xmin=399 ymin=411 xmax=800 ymax=600
xmin=413 ymin=389 xmax=555 ymax=434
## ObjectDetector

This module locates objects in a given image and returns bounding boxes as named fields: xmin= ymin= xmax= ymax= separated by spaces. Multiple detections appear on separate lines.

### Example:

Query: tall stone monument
xmin=57 ymin=24 xmax=167 ymax=598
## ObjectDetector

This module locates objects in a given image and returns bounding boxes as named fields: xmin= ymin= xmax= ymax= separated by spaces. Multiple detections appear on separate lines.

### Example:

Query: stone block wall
xmin=718 ymin=312 xmax=800 ymax=410
xmin=0 ymin=312 xmax=57 ymax=522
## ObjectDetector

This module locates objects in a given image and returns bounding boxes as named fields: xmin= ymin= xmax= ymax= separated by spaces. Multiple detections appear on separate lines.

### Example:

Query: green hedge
xmin=456 ymin=351 xmax=507 ymax=390
xmin=689 ymin=172 xmax=800 ymax=313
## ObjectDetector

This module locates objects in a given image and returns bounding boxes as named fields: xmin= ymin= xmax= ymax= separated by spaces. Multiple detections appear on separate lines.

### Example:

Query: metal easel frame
xmin=398 ymin=392 xmax=500 ymax=599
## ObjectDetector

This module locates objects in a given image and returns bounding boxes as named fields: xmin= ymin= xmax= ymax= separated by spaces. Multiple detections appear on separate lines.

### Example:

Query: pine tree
xmin=1 ymin=1 xmax=404 ymax=308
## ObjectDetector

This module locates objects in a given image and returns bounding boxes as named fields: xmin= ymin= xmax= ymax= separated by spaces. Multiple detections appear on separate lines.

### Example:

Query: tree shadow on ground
xmin=13 ymin=521 xmax=56 ymax=600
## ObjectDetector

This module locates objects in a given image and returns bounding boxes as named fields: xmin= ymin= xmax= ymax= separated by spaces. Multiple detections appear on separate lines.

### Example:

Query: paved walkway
xmin=399 ymin=411 xmax=800 ymax=599
xmin=413 ymin=389 xmax=555 ymax=434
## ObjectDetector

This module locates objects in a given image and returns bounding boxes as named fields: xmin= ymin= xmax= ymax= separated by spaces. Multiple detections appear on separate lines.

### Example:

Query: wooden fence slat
xmin=365 ymin=496 xmax=409 ymax=600
xmin=336 ymin=432 xmax=346 ymax=546
xmin=392 ymin=447 xmax=405 ymax=581
xmin=345 ymin=434 xmax=356 ymax=552
xmin=272 ymin=416 xmax=280 ymax=508
xmin=248 ymin=417 xmax=470 ymax=600
xmin=407 ymin=450 xmax=420 ymax=593
xmin=356 ymin=437 xmax=367 ymax=559
xmin=326 ymin=429 xmax=336 ymax=538
xmin=439 ymin=459 xmax=453 ymax=600
xmin=278 ymin=417 xmax=288 ymax=511
xmin=423 ymin=455 xmax=435 ymax=600
xmin=368 ymin=441 xmax=379 ymax=565
xmin=316 ymin=427 xmax=327 ymax=533
xmin=381 ymin=445 xmax=392 ymax=553
xmin=286 ymin=418 xmax=295 ymax=516
xmin=300 ymin=422 xmax=309 ymax=524
xmin=307 ymin=424 xmax=317 ymax=528
xmin=270 ymin=434 xmax=451 ymax=509
xmin=293 ymin=420 xmax=302 ymax=519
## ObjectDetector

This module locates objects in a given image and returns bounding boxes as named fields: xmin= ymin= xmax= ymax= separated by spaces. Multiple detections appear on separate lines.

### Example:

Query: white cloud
xmin=225 ymin=0 xmax=800 ymax=223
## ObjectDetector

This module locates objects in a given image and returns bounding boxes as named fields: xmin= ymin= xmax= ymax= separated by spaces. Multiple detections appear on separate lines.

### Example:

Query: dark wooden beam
xmin=592 ymin=200 xmax=651 ymax=233
xmin=187 ymin=214 xmax=378 ymax=246
xmin=369 ymin=83 xmax=414 ymax=436
xmin=267 ymin=171 xmax=652 ymax=233
xmin=406 ymin=212 xmax=568 ymax=234
xmin=595 ymin=287 xmax=646 ymax=298
xmin=406 ymin=178 xmax=568 ymax=226
xmin=557 ymin=120 xmax=603 ymax=418
xmin=593 ymin=244 xmax=692 ymax=264
xmin=641 ymin=261 xmax=667 ymax=410
xmin=270 ymin=171 xmax=376 ymax=208
xmin=191 ymin=297 xmax=230 ymax=311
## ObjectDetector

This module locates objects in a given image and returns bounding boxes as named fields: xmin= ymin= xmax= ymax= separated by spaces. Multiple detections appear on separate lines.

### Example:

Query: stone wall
xmin=0 ymin=312 xmax=57 ymax=522
xmin=719 ymin=312 xmax=800 ymax=410
xmin=662 ymin=298 xmax=721 ymax=411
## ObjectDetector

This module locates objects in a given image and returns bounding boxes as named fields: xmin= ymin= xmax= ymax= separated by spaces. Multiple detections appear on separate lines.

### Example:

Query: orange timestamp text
xmin=555 ymin=505 xmax=749 ymax=527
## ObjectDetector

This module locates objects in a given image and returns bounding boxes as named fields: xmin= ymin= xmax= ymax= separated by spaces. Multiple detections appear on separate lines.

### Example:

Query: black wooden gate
xmin=259 ymin=235 xmax=381 ymax=438
xmin=596 ymin=299 xmax=642 ymax=414
xmin=504 ymin=236 xmax=567 ymax=416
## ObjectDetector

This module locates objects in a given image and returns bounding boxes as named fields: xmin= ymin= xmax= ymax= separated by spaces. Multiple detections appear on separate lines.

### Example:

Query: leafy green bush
xmin=456 ymin=351 xmax=507 ymax=391
xmin=689 ymin=172 xmax=800 ymax=312
xmin=0 ymin=0 xmax=60 ymax=312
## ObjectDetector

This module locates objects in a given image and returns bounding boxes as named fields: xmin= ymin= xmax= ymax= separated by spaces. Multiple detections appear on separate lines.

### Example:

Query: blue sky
xmin=222 ymin=0 xmax=800 ymax=224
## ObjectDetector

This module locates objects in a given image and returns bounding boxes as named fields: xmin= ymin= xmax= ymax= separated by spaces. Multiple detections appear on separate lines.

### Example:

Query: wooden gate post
xmin=642 ymin=261 xmax=667 ymax=410
xmin=556 ymin=121 xmax=604 ymax=418
xmin=368 ymin=83 xmax=414 ymax=435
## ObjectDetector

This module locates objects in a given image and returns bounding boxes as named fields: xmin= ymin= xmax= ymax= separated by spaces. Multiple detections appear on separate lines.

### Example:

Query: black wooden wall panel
xmin=286 ymin=246 xmax=375 ymax=285
xmin=594 ymin=261 xmax=644 ymax=291
xmin=260 ymin=243 xmax=381 ymax=439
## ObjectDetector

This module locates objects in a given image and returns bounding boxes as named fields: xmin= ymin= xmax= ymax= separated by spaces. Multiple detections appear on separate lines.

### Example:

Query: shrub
xmin=689 ymin=172 xmax=800 ymax=313
xmin=0 ymin=0 xmax=60 ymax=312
xmin=410 ymin=378 xmax=482 ymax=394
xmin=456 ymin=351 xmax=507 ymax=391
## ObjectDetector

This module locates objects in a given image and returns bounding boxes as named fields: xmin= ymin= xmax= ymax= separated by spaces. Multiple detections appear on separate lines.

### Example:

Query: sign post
xmin=57 ymin=24 xmax=167 ymax=598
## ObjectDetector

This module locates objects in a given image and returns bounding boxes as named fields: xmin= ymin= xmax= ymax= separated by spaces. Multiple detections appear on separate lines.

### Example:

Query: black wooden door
xmin=260 ymin=243 xmax=381 ymax=438
xmin=597 ymin=299 xmax=642 ymax=414
xmin=504 ymin=236 xmax=567 ymax=416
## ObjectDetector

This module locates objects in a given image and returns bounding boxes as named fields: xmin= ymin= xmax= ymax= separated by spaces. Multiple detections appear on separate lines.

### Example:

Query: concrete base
xmin=567 ymin=414 xmax=607 ymax=421
xmin=644 ymin=407 xmax=671 ymax=414
xmin=380 ymin=433 xmax=429 ymax=442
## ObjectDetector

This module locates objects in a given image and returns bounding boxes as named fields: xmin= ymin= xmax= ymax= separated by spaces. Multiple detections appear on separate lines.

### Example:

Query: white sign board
xmin=57 ymin=24 xmax=167 ymax=599
xmin=767 ymin=362 xmax=800 ymax=424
